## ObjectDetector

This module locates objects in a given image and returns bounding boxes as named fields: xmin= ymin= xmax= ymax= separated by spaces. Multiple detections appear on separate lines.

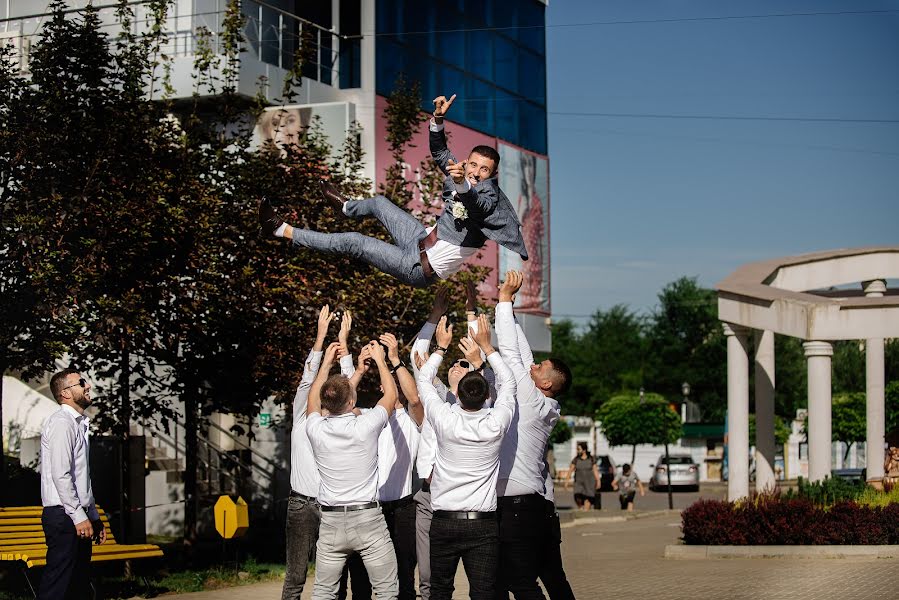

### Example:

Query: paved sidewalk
xmin=160 ymin=509 xmax=899 ymax=600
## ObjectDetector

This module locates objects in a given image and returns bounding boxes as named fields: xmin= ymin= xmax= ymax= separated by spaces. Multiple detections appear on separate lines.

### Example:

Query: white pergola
xmin=716 ymin=246 xmax=899 ymax=501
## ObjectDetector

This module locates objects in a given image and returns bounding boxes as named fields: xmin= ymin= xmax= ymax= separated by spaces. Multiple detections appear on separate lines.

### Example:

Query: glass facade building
xmin=376 ymin=0 xmax=548 ymax=155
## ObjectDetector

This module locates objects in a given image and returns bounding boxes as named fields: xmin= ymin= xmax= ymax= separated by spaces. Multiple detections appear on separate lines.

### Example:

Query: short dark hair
xmin=469 ymin=145 xmax=500 ymax=175
xmin=548 ymin=358 xmax=572 ymax=396
xmin=50 ymin=368 xmax=80 ymax=403
xmin=457 ymin=372 xmax=489 ymax=410
xmin=320 ymin=375 xmax=352 ymax=414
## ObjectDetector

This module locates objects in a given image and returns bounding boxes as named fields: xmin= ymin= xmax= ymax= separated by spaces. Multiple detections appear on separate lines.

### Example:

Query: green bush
xmin=785 ymin=476 xmax=866 ymax=506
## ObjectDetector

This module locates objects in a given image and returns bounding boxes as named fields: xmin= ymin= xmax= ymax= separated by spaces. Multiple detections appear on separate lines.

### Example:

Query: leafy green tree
xmin=539 ymin=305 xmax=646 ymax=416
xmin=596 ymin=392 xmax=682 ymax=463
xmin=646 ymin=277 xmax=725 ymax=421
xmin=748 ymin=414 xmax=792 ymax=447
xmin=830 ymin=392 xmax=866 ymax=461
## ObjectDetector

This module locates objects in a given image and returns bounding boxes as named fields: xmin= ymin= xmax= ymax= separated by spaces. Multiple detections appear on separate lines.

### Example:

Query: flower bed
xmin=681 ymin=496 xmax=899 ymax=545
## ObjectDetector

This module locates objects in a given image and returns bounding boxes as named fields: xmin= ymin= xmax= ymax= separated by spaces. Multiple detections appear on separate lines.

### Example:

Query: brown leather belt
xmin=418 ymin=229 xmax=439 ymax=279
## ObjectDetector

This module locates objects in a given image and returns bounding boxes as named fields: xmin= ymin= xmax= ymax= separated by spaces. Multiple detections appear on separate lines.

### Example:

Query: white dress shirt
xmin=495 ymin=302 xmax=561 ymax=497
xmin=291 ymin=351 xmax=355 ymax=498
xmin=539 ymin=397 xmax=563 ymax=504
xmin=424 ymin=226 xmax=478 ymax=280
xmin=40 ymin=405 xmax=99 ymax=524
xmin=417 ymin=352 xmax=516 ymax=512
xmin=306 ymin=405 xmax=388 ymax=507
xmin=410 ymin=319 xmax=491 ymax=480
xmin=375 ymin=408 xmax=422 ymax=501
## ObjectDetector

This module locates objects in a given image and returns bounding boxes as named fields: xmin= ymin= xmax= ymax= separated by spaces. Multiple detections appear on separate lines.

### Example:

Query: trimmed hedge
xmin=682 ymin=496 xmax=899 ymax=545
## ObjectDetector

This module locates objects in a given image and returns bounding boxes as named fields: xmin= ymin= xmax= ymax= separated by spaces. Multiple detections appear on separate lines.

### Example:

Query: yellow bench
xmin=0 ymin=506 xmax=163 ymax=595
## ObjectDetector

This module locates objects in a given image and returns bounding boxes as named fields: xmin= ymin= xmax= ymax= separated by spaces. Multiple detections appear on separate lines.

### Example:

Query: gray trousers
xmin=282 ymin=495 xmax=321 ymax=600
xmin=291 ymin=195 xmax=432 ymax=288
xmin=312 ymin=507 xmax=399 ymax=600
xmin=414 ymin=489 xmax=432 ymax=600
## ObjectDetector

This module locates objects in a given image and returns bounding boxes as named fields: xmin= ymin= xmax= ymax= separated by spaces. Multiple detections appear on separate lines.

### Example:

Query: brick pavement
xmin=159 ymin=502 xmax=899 ymax=600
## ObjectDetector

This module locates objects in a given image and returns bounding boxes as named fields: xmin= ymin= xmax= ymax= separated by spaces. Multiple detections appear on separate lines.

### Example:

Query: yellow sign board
xmin=214 ymin=495 xmax=249 ymax=539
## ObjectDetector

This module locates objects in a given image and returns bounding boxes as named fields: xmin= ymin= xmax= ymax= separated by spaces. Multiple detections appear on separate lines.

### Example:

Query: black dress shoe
xmin=319 ymin=180 xmax=348 ymax=212
xmin=258 ymin=197 xmax=284 ymax=237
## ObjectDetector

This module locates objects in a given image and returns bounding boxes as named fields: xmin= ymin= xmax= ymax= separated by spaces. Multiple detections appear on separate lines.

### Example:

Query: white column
xmin=724 ymin=323 xmax=750 ymax=501
xmin=863 ymin=279 xmax=887 ymax=481
xmin=754 ymin=330 xmax=776 ymax=492
xmin=804 ymin=341 xmax=834 ymax=482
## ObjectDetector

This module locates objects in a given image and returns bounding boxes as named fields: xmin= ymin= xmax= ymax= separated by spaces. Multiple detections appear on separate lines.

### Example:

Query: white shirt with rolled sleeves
xmin=40 ymin=405 xmax=100 ymax=525
xmin=416 ymin=351 xmax=516 ymax=512
xmin=290 ymin=352 xmax=355 ymax=498
xmin=494 ymin=301 xmax=561 ymax=497
xmin=410 ymin=318 xmax=493 ymax=480
xmin=306 ymin=404 xmax=389 ymax=507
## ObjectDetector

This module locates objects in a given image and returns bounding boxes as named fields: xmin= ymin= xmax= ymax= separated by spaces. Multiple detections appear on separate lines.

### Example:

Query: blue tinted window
xmin=376 ymin=0 xmax=547 ymax=154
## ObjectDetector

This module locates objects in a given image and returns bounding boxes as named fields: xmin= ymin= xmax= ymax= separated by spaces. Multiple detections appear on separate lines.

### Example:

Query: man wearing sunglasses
xmin=38 ymin=368 xmax=106 ymax=600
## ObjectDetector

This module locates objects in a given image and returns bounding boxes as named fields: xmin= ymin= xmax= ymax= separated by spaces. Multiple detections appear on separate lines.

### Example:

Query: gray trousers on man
xmin=282 ymin=494 xmax=321 ymax=600
xmin=291 ymin=195 xmax=432 ymax=288
xmin=414 ymin=488 xmax=433 ymax=600
xmin=312 ymin=507 xmax=399 ymax=600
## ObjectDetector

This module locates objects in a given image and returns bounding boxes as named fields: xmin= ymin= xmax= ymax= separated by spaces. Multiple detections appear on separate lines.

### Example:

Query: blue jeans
xmin=282 ymin=494 xmax=321 ymax=600
xmin=291 ymin=196 xmax=433 ymax=287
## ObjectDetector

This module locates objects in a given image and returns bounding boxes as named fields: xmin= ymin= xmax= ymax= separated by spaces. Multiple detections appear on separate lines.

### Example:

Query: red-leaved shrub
xmin=681 ymin=496 xmax=899 ymax=545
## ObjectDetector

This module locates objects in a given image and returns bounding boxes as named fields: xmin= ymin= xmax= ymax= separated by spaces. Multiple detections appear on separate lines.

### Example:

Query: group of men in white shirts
xmin=285 ymin=271 xmax=575 ymax=600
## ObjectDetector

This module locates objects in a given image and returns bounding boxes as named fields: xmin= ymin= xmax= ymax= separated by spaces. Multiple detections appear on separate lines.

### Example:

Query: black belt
xmin=380 ymin=495 xmax=414 ymax=511
xmin=289 ymin=490 xmax=317 ymax=502
xmin=420 ymin=480 xmax=431 ymax=493
xmin=320 ymin=502 xmax=379 ymax=512
xmin=433 ymin=510 xmax=497 ymax=520
xmin=497 ymin=493 xmax=546 ymax=511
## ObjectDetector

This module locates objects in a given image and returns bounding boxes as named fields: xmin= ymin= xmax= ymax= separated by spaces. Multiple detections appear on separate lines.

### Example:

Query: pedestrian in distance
xmin=569 ymin=442 xmax=600 ymax=511
xmin=612 ymin=463 xmax=645 ymax=511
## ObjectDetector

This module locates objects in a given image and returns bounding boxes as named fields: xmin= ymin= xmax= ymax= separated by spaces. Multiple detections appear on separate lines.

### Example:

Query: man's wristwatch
xmin=435 ymin=345 xmax=448 ymax=353
xmin=389 ymin=360 xmax=406 ymax=374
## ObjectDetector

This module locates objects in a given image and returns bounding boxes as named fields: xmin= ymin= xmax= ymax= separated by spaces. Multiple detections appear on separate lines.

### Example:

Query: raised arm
xmin=349 ymin=344 xmax=372 ymax=390
xmin=369 ymin=341 xmax=398 ymax=418
xmin=417 ymin=316 xmax=455 ymax=420
xmin=337 ymin=310 xmax=355 ymax=377
xmin=295 ymin=305 xmax=334 ymax=419
xmin=381 ymin=332 xmax=424 ymax=426
xmin=495 ymin=271 xmax=528 ymax=377
xmin=308 ymin=342 xmax=341 ymax=416
xmin=470 ymin=314 xmax=516 ymax=432
xmin=429 ymin=94 xmax=458 ymax=173
xmin=411 ymin=288 xmax=448 ymax=377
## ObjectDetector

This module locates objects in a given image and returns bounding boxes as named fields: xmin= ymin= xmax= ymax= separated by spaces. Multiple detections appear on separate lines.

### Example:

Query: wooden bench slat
xmin=0 ymin=506 xmax=162 ymax=569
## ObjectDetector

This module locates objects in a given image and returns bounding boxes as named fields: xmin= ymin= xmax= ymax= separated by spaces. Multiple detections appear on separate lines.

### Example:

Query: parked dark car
xmin=597 ymin=455 xmax=616 ymax=491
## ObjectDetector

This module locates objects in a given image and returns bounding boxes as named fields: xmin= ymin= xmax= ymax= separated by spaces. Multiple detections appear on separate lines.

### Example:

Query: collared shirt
xmin=306 ymin=405 xmax=388 ymax=507
xmin=495 ymin=302 xmax=561 ymax=497
xmin=40 ymin=405 xmax=99 ymax=524
xmin=417 ymin=352 xmax=516 ymax=512
xmin=410 ymin=319 xmax=490 ymax=480
xmin=375 ymin=408 xmax=422 ymax=501
xmin=290 ymin=351 xmax=355 ymax=498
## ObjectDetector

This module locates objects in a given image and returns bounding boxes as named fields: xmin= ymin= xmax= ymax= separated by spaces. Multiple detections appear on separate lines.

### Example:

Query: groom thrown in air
xmin=259 ymin=94 xmax=528 ymax=286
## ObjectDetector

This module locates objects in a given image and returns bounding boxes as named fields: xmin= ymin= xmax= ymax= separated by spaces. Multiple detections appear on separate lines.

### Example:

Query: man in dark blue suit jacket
xmin=259 ymin=94 xmax=527 ymax=288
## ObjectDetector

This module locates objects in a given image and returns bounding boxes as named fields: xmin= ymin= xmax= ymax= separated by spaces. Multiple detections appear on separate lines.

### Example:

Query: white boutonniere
xmin=451 ymin=201 xmax=468 ymax=220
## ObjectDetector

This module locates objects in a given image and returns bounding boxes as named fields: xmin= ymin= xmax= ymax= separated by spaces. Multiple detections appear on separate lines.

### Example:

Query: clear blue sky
xmin=545 ymin=0 xmax=899 ymax=324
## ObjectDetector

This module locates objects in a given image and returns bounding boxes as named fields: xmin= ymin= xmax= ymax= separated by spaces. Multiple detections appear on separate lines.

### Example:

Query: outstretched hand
xmin=447 ymin=159 xmax=466 ymax=185
xmin=379 ymin=333 xmax=401 ymax=364
xmin=413 ymin=350 xmax=429 ymax=371
xmin=322 ymin=342 xmax=341 ymax=368
xmin=464 ymin=281 xmax=479 ymax=312
xmin=430 ymin=287 xmax=450 ymax=322
xmin=433 ymin=94 xmax=457 ymax=122
xmin=338 ymin=310 xmax=352 ymax=347
xmin=435 ymin=315 xmax=453 ymax=350
xmin=499 ymin=270 xmax=524 ymax=303
xmin=471 ymin=314 xmax=494 ymax=355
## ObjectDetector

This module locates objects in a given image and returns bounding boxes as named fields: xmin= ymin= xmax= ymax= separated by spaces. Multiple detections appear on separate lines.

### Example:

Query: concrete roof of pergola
xmin=716 ymin=246 xmax=899 ymax=341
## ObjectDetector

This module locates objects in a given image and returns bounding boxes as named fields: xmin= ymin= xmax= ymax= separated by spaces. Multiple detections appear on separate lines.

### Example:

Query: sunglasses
xmin=62 ymin=378 xmax=87 ymax=391
xmin=454 ymin=360 xmax=472 ymax=371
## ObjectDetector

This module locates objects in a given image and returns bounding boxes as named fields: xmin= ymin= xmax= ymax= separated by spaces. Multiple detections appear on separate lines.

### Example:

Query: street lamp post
xmin=681 ymin=382 xmax=691 ymax=423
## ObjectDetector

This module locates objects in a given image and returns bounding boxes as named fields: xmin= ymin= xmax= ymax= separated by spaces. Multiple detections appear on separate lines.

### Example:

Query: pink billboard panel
xmin=497 ymin=142 xmax=550 ymax=315
xmin=374 ymin=95 xmax=500 ymax=299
